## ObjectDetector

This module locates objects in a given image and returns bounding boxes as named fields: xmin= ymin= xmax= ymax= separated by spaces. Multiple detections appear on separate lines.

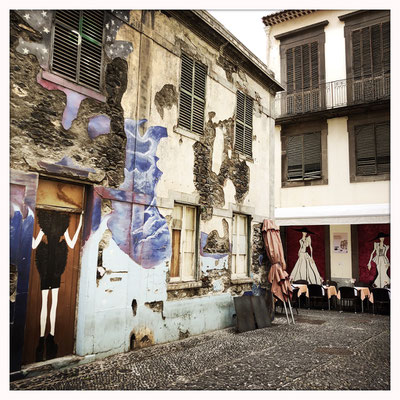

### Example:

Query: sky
xmin=207 ymin=10 xmax=276 ymax=63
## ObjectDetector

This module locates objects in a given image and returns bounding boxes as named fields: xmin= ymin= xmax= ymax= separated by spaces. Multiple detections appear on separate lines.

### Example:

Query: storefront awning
xmin=275 ymin=203 xmax=390 ymax=226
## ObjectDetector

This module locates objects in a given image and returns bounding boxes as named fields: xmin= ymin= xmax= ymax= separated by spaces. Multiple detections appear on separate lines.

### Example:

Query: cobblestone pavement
xmin=10 ymin=309 xmax=390 ymax=390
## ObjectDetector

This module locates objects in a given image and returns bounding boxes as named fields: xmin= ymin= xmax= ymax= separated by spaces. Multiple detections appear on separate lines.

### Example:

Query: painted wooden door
xmin=22 ymin=179 xmax=84 ymax=365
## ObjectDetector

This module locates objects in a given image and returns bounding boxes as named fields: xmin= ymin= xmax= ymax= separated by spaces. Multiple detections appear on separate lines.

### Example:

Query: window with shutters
xmin=351 ymin=21 xmax=390 ymax=102
xmin=355 ymin=122 xmax=390 ymax=176
xmin=347 ymin=111 xmax=389 ymax=183
xmin=170 ymin=204 xmax=199 ymax=282
xmin=231 ymin=214 xmax=250 ymax=278
xmin=178 ymin=53 xmax=207 ymax=135
xmin=281 ymin=120 xmax=328 ymax=187
xmin=341 ymin=11 xmax=390 ymax=104
xmin=51 ymin=10 xmax=105 ymax=91
xmin=235 ymin=91 xmax=253 ymax=157
xmin=286 ymin=132 xmax=321 ymax=181
xmin=285 ymin=41 xmax=320 ymax=113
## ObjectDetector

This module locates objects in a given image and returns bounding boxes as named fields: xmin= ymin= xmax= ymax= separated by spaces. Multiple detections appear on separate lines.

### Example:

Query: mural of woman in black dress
xmin=32 ymin=209 xmax=82 ymax=361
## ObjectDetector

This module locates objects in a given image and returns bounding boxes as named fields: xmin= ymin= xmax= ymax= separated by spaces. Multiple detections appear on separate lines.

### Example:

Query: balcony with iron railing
xmin=275 ymin=73 xmax=390 ymax=119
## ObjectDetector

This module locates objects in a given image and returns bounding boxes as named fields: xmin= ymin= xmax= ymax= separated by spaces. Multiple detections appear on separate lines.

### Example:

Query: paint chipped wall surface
xmin=10 ymin=9 xmax=276 ymax=371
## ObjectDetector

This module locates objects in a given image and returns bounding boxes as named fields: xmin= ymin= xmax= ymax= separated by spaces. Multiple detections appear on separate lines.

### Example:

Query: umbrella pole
xmin=282 ymin=301 xmax=290 ymax=324
xmin=287 ymin=299 xmax=295 ymax=324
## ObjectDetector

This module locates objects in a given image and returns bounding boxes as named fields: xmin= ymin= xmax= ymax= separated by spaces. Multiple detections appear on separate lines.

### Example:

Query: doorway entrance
xmin=22 ymin=179 xmax=85 ymax=364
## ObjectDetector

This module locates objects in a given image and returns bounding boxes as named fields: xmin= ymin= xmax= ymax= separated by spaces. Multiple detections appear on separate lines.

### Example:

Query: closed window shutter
xmin=382 ymin=21 xmax=390 ymax=73
xmin=303 ymin=132 xmax=321 ymax=179
xmin=235 ymin=91 xmax=253 ymax=157
xmin=52 ymin=11 xmax=80 ymax=82
xmin=192 ymin=62 xmax=207 ymax=134
xmin=376 ymin=122 xmax=390 ymax=174
xmin=178 ymin=53 xmax=206 ymax=134
xmin=356 ymin=124 xmax=377 ymax=175
xmin=52 ymin=10 xmax=104 ymax=91
xmin=352 ymin=22 xmax=390 ymax=77
xmin=287 ymin=135 xmax=303 ymax=180
xmin=287 ymin=132 xmax=321 ymax=181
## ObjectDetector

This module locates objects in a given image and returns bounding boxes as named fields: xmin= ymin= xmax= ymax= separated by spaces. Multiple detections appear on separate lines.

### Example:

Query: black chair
xmin=371 ymin=288 xmax=390 ymax=315
xmin=307 ymin=284 xmax=325 ymax=309
xmin=290 ymin=287 xmax=300 ymax=315
xmin=293 ymin=280 xmax=308 ymax=284
xmin=338 ymin=286 xmax=358 ymax=313
xmin=354 ymin=281 xmax=368 ymax=287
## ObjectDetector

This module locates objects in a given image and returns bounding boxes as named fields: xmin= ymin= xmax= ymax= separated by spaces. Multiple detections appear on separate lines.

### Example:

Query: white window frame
xmin=231 ymin=213 xmax=250 ymax=278
xmin=170 ymin=203 xmax=199 ymax=283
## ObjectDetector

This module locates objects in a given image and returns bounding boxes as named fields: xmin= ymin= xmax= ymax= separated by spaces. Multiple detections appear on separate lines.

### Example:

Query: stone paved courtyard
xmin=10 ymin=309 xmax=390 ymax=390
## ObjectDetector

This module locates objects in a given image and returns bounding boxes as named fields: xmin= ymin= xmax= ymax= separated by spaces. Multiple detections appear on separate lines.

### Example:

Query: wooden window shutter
xmin=310 ymin=42 xmax=319 ymax=88
xmin=235 ymin=91 xmax=253 ymax=157
xmin=376 ymin=122 xmax=390 ymax=174
xmin=287 ymin=132 xmax=321 ymax=181
xmin=382 ymin=21 xmax=390 ymax=73
xmin=352 ymin=29 xmax=362 ymax=78
xmin=287 ymin=135 xmax=303 ymax=180
xmin=361 ymin=27 xmax=372 ymax=77
xmin=286 ymin=48 xmax=294 ymax=92
xmin=178 ymin=53 xmax=207 ymax=134
xmin=52 ymin=10 xmax=104 ymax=91
xmin=302 ymin=44 xmax=311 ymax=89
xmin=303 ymin=132 xmax=321 ymax=179
xmin=356 ymin=124 xmax=377 ymax=175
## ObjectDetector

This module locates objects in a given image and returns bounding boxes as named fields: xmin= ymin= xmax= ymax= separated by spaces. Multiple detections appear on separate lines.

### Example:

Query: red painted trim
xmin=41 ymin=70 xmax=106 ymax=103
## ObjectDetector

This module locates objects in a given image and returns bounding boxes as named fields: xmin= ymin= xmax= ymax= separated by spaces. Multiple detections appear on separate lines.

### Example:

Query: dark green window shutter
xmin=352 ymin=21 xmax=390 ymax=78
xmin=235 ymin=91 xmax=253 ymax=157
xmin=52 ymin=10 xmax=104 ymax=91
xmin=376 ymin=122 xmax=390 ymax=174
xmin=303 ymin=132 xmax=321 ymax=179
xmin=178 ymin=53 xmax=207 ymax=134
xmin=287 ymin=135 xmax=303 ymax=180
xmin=356 ymin=124 xmax=377 ymax=175
xmin=287 ymin=132 xmax=321 ymax=181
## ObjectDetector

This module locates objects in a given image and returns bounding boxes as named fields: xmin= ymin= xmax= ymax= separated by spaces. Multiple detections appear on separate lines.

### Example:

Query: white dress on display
xmin=371 ymin=242 xmax=390 ymax=288
xmin=290 ymin=235 xmax=323 ymax=285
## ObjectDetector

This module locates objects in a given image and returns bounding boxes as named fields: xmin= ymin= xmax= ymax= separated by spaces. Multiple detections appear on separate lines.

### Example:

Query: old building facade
xmin=264 ymin=10 xmax=390 ymax=287
xmin=10 ymin=10 xmax=283 ymax=375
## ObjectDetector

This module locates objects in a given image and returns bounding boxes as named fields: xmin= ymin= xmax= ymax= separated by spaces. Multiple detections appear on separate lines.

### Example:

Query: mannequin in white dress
xmin=290 ymin=227 xmax=323 ymax=285
xmin=367 ymin=232 xmax=390 ymax=288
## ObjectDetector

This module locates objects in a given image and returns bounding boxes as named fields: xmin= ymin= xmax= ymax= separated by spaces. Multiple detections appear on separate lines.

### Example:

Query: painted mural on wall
xmin=288 ymin=227 xmax=324 ymax=284
xmin=106 ymin=119 xmax=171 ymax=268
xmin=357 ymin=224 xmax=390 ymax=287
xmin=31 ymin=211 xmax=82 ymax=361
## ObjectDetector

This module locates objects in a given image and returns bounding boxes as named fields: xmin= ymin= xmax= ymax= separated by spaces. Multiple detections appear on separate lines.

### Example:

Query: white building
xmin=263 ymin=10 xmax=390 ymax=287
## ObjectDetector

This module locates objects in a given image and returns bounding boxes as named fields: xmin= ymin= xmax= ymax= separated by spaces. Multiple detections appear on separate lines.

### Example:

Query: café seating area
xmin=276 ymin=281 xmax=390 ymax=315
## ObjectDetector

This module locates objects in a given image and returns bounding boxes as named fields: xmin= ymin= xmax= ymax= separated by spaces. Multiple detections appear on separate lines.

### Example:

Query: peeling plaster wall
xmin=11 ymin=9 xmax=277 ymax=365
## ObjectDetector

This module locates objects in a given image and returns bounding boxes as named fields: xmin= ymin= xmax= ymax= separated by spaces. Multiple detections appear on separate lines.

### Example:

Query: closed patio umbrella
xmin=262 ymin=219 xmax=294 ymax=324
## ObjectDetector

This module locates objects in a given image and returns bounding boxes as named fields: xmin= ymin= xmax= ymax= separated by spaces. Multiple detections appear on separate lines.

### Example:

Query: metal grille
xmin=51 ymin=10 xmax=105 ymax=91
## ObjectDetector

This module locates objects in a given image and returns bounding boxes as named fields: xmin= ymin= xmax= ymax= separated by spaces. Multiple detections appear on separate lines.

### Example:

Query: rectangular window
xmin=355 ymin=122 xmax=390 ymax=176
xmin=286 ymin=41 xmax=320 ymax=113
xmin=287 ymin=132 xmax=321 ymax=181
xmin=178 ymin=53 xmax=207 ymax=135
xmin=351 ymin=22 xmax=390 ymax=102
xmin=51 ymin=10 xmax=105 ymax=91
xmin=235 ymin=91 xmax=253 ymax=157
xmin=170 ymin=204 xmax=198 ymax=282
xmin=231 ymin=214 xmax=249 ymax=277
xmin=351 ymin=21 xmax=390 ymax=78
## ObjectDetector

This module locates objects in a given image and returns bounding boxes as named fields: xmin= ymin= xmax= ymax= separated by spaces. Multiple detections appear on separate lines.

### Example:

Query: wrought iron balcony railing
xmin=275 ymin=73 xmax=390 ymax=118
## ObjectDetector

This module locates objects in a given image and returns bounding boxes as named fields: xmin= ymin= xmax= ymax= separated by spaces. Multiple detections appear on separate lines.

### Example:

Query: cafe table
xmin=354 ymin=286 xmax=371 ymax=313
xmin=322 ymin=285 xmax=338 ymax=310
xmin=291 ymin=284 xmax=308 ymax=308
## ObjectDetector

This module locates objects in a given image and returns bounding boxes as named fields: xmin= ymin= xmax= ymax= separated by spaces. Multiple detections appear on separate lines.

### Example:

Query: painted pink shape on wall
xmin=37 ymin=74 xmax=87 ymax=130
